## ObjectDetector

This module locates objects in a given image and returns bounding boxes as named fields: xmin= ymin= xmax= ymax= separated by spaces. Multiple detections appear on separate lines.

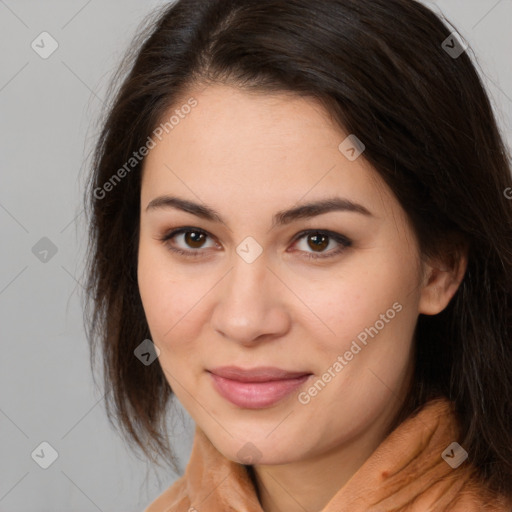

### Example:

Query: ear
xmin=418 ymin=241 xmax=469 ymax=316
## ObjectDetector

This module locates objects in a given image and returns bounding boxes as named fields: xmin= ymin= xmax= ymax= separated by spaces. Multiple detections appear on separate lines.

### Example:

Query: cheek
xmin=290 ymin=254 xmax=420 ymax=400
xmin=137 ymin=243 xmax=190 ymax=344
xmin=137 ymin=242 xmax=215 ymax=373
xmin=289 ymin=254 xmax=417 ymax=340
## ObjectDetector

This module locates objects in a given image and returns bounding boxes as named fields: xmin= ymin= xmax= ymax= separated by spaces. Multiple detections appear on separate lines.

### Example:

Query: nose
xmin=210 ymin=254 xmax=291 ymax=346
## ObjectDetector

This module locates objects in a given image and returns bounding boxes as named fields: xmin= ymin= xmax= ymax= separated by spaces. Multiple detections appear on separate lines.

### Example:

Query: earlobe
xmin=418 ymin=248 xmax=468 ymax=316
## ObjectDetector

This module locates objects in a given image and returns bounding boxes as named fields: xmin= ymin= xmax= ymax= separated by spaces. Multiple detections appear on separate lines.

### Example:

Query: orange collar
xmin=145 ymin=398 xmax=511 ymax=511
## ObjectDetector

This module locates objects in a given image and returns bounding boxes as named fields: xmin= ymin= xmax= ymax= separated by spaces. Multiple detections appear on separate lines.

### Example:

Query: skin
xmin=137 ymin=83 xmax=467 ymax=512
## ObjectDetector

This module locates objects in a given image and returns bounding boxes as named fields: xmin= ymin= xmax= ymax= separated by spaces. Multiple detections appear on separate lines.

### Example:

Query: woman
xmin=83 ymin=0 xmax=512 ymax=510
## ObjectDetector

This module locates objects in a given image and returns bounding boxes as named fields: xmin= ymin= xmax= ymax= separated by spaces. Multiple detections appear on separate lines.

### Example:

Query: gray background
xmin=0 ymin=1 xmax=511 ymax=511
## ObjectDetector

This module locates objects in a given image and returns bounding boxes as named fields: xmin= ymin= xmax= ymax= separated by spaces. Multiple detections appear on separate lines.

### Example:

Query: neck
xmin=249 ymin=398 xmax=405 ymax=512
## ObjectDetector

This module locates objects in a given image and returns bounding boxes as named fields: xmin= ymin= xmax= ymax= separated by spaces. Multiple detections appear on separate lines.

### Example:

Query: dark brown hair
xmin=82 ymin=0 xmax=512 ymax=496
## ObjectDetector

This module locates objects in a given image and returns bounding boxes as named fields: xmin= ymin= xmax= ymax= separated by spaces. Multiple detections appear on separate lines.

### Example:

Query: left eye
xmin=158 ymin=228 xmax=352 ymax=260
xmin=291 ymin=230 xmax=351 ymax=259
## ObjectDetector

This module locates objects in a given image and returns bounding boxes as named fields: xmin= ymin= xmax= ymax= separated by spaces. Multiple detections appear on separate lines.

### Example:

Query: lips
xmin=208 ymin=365 xmax=311 ymax=382
xmin=207 ymin=366 xmax=313 ymax=408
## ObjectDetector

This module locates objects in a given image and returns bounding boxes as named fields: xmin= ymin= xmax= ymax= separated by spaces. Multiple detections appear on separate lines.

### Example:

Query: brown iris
xmin=184 ymin=231 xmax=207 ymax=249
xmin=307 ymin=233 xmax=329 ymax=252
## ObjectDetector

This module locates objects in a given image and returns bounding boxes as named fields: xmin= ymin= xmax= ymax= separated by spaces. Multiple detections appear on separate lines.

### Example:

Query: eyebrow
xmin=145 ymin=195 xmax=373 ymax=229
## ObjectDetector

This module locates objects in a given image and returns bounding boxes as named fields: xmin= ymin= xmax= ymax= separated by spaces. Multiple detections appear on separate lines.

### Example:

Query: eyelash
xmin=158 ymin=227 xmax=352 ymax=261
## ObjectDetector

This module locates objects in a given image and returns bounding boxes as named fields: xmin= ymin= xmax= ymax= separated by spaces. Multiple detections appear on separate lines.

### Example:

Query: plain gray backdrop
xmin=1 ymin=1 xmax=511 ymax=511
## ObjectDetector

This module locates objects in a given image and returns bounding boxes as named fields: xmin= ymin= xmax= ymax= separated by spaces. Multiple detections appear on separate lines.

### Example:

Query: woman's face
xmin=137 ymin=83 xmax=428 ymax=465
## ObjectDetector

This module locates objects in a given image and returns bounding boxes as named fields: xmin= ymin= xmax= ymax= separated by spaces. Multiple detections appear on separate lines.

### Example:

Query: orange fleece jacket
xmin=144 ymin=398 xmax=512 ymax=511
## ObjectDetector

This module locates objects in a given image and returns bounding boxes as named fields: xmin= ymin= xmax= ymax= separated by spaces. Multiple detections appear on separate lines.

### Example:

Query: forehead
xmin=163 ymin=84 xmax=344 ymax=156
xmin=141 ymin=84 xmax=394 ymax=219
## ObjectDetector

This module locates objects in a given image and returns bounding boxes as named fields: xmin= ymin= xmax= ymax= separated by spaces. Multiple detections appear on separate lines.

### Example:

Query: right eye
xmin=158 ymin=227 xmax=219 ymax=258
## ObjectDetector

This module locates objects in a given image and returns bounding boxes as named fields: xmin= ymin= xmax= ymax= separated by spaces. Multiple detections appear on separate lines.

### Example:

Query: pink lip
xmin=207 ymin=366 xmax=312 ymax=409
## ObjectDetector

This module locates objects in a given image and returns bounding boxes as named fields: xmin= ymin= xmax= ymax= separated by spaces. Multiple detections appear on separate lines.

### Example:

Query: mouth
xmin=207 ymin=366 xmax=313 ymax=409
